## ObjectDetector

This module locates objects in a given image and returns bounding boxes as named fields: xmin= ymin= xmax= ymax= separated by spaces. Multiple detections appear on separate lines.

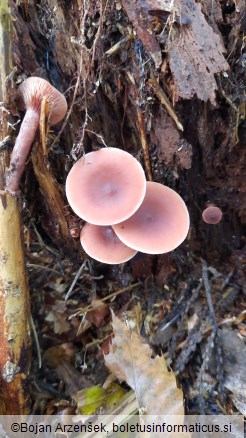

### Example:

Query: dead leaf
xmin=45 ymin=300 xmax=70 ymax=334
xmin=104 ymin=313 xmax=184 ymax=416
xmin=44 ymin=343 xmax=74 ymax=368
xmin=73 ymin=383 xmax=126 ymax=415
xmin=86 ymin=299 xmax=109 ymax=328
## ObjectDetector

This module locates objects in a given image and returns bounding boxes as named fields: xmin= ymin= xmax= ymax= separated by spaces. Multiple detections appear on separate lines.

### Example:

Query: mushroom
xmin=202 ymin=206 xmax=222 ymax=224
xmin=112 ymin=181 xmax=190 ymax=254
xmin=6 ymin=77 xmax=67 ymax=194
xmin=80 ymin=223 xmax=137 ymax=264
xmin=66 ymin=147 xmax=146 ymax=225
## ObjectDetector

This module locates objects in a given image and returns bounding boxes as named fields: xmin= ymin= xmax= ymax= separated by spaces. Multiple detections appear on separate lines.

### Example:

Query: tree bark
xmin=0 ymin=0 xmax=31 ymax=414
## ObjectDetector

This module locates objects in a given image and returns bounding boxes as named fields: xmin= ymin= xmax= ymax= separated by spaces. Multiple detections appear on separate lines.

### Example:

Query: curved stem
xmin=6 ymin=108 xmax=40 ymax=194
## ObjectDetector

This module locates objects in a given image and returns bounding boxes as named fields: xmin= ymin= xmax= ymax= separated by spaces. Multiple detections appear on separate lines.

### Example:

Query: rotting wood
xmin=31 ymin=141 xmax=70 ymax=242
xmin=0 ymin=0 xmax=31 ymax=414
xmin=167 ymin=0 xmax=229 ymax=104
xmin=136 ymin=108 xmax=153 ymax=181
xmin=148 ymin=77 xmax=184 ymax=131
xmin=31 ymin=99 xmax=70 ymax=243
xmin=119 ymin=0 xmax=163 ymax=68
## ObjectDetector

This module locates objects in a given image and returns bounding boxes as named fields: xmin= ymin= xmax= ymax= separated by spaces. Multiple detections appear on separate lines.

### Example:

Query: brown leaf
xmin=44 ymin=343 xmax=74 ymax=368
xmin=104 ymin=313 xmax=184 ymax=416
xmin=86 ymin=299 xmax=109 ymax=328
xmin=45 ymin=300 xmax=70 ymax=334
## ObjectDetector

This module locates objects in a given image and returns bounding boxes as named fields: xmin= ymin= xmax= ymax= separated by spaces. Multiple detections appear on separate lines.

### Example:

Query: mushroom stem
xmin=6 ymin=108 xmax=40 ymax=194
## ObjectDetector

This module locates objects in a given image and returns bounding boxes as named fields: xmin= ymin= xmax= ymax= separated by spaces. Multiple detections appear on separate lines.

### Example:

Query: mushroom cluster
xmin=66 ymin=147 xmax=190 ymax=264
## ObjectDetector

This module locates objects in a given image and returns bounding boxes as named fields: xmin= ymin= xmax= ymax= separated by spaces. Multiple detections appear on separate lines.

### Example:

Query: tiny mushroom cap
xmin=66 ymin=148 xmax=146 ymax=225
xmin=202 ymin=206 xmax=223 ymax=224
xmin=112 ymin=181 xmax=190 ymax=254
xmin=80 ymin=223 xmax=137 ymax=264
xmin=18 ymin=76 xmax=67 ymax=125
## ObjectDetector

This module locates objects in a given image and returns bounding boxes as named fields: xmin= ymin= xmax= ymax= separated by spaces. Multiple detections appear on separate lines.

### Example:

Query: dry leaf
xmin=104 ymin=313 xmax=184 ymax=416
xmin=44 ymin=343 xmax=74 ymax=368
xmin=86 ymin=299 xmax=109 ymax=328
xmin=45 ymin=300 xmax=70 ymax=334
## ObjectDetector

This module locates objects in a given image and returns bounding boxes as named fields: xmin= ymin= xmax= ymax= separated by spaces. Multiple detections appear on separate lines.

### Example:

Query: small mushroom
xmin=6 ymin=77 xmax=67 ymax=194
xmin=202 ymin=206 xmax=222 ymax=224
xmin=80 ymin=223 xmax=137 ymax=264
xmin=66 ymin=147 xmax=146 ymax=225
xmin=112 ymin=181 xmax=190 ymax=254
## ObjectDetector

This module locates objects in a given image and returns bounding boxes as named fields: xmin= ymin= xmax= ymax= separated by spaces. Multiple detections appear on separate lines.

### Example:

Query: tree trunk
xmin=0 ymin=0 xmax=31 ymax=414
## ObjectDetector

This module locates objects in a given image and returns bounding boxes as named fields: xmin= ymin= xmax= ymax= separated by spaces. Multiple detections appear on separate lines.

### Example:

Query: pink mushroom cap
xmin=202 ymin=206 xmax=223 ymax=224
xmin=80 ymin=223 xmax=137 ymax=264
xmin=66 ymin=148 xmax=146 ymax=225
xmin=18 ymin=76 xmax=67 ymax=125
xmin=112 ymin=181 xmax=190 ymax=254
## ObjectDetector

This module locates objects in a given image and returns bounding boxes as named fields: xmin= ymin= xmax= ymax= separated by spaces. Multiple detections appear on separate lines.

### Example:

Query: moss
xmin=0 ymin=0 xmax=14 ymax=89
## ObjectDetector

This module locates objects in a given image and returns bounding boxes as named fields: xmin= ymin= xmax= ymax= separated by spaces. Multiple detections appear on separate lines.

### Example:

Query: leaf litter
xmin=105 ymin=313 xmax=184 ymax=415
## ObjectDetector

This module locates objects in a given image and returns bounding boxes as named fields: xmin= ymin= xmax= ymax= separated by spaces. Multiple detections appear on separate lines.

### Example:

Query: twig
xmin=170 ymin=310 xmax=246 ymax=357
xmin=0 ymin=135 xmax=11 ymax=149
xmin=26 ymin=263 xmax=65 ymax=276
xmin=70 ymin=282 xmax=141 ymax=319
xmin=202 ymin=259 xmax=217 ymax=329
xmin=168 ymin=281 xmax=203 ymax=360
xmin=200 ymin=260 xmax=225 ymax=406
xmin=105 ymin=35 xmax=133 ymax=56
xmin=91 ymin=0 xmax=110 ymax=67
xmin=216 ymin=76 xmax=239 ymax=114
xmin=84 ymin=129 xmax=108 ymax=147
xmin=136 ymin=108 xmax=152 ymax=181
xmin=30 ymin=315 xmax=42 ymax=369
xmin=65 ymin=260 xmax=88 ymax=301
xmin=197 ymin=330 xmax=217 ymax=413
xmin=148 ymin=77 xmax=184 ymax=131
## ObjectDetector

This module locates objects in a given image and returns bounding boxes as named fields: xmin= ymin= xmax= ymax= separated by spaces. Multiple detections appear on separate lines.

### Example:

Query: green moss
xmin=0 ymin=0 xmax=14 ymax=131
xmin=0 ymin=1 xmax=12 ymax=32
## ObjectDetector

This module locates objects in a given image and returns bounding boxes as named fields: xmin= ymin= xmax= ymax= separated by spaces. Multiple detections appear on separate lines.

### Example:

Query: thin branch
xmin=65 ymin=260 xmax=88 ymax=301
xmin=202 ymin=259 xmax=217 ymax=329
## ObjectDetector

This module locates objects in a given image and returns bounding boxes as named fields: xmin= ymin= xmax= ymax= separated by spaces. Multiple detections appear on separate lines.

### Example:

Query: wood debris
xmin=167 ymin=0 xmax=229 ymax=103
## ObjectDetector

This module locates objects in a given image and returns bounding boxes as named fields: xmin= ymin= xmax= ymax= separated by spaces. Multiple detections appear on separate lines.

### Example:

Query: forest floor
xmin=2 ymin=0 xmax=246 ymax=416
